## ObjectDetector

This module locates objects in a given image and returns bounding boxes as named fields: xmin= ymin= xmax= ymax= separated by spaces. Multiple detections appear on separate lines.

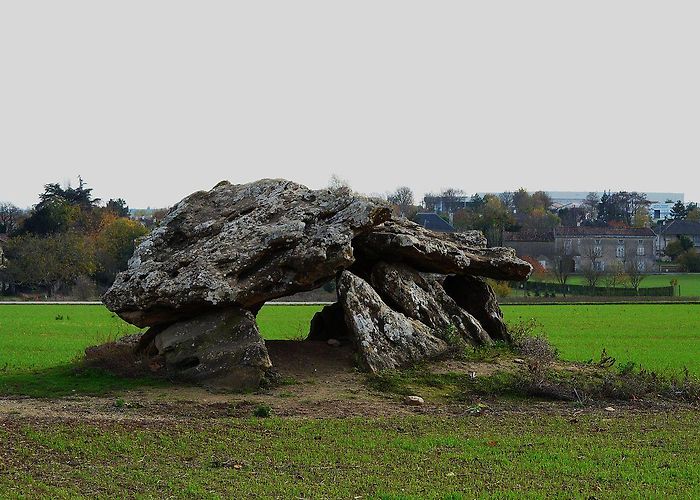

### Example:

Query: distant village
xmin=399 ymin=189 xmax=700 ymax=277
xmin=1 ymin=181 xmax=699 ymax=299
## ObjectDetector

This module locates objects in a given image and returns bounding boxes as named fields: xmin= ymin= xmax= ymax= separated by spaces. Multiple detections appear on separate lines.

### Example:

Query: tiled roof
xmin=413 ymin=213 xmax=455 ymax=233
xmin=656 ymin=220 xmax=700 ymax=236
xmin=503 ymin=230 xmax=554 ymax=242
xmin=554 ymin=226 xmax=656 ymax=237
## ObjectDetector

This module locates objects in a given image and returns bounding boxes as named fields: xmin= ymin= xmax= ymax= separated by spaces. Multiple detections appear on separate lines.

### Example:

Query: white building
xmin=649 ymin=202 xmax=676 ymax=222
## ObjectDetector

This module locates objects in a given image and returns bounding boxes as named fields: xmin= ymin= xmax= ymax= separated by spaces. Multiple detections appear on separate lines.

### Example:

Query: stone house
xmin=553 ymin=227 xmax=656 ymax=273
xmin=655 ymin=219 xmax=700 ymax=257
xmin=502 ymin=230 xmax=555 ymax=270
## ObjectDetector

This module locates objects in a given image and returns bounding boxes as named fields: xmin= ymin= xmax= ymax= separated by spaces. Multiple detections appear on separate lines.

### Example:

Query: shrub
xmin=253 ymin=405 xmax=272 ymax=418
xmin=488 ymin=280 xmax=511 ymax=297
xmin=83 ymin=339 xmax=163 ymax=378
xmin=677 ymin=249 xmax=700 ymax=272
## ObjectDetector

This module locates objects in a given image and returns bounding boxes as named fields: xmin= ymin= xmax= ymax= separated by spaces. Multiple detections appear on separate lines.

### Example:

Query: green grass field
xmin=1 ymin=303 xmax=699 ymax=396
xmin=533 ymin=272 xmax=700 ymax=296
xmin=503 ymin=304 xmax=700 ymax=375
xmin=3 ymin=412 xmax=700 ymax=498
xmin=0 ymin=305 xmax=140 ymax=371
xmin=0 ymin=305 xmax=153 ymax=397
xmin=2 ymin=303 xmax=699 ymax=375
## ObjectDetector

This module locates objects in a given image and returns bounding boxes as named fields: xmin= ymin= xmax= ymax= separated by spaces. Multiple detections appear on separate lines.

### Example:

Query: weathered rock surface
xmin=337 ymin=271 xmax=450 ymax=372
xmin=354 ymin=219 xmax=532 ymax=281
xmin=443 ymin=275 xmax=510 ymax=342
xmin=153 ymin=308 xmax=272 ymax=390
xmin=103 ymin=179 xmax=391 ymax=327
xmin=370 ymin=262 xmax=491 ymax=345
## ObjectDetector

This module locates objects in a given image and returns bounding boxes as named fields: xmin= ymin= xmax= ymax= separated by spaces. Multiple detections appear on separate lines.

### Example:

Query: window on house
xmin=592 ymin=239 xmax=602 ymax=257
xmin=616 ymin=245 xmax=625 ymax=258
xmin=594 ymin=261 xmax=604 ymax=271
xmin=637 ymin=245 xmax=645 ymax=256
xmin=564 ymin=239 xmax=572 ymax=254
xmin=637 ymin=261 xmax=645 ymax=272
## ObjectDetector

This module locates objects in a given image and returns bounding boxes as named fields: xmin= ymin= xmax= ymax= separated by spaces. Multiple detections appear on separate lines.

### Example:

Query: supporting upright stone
xmin=443 ymin=275 xmax=510 ymax=342
xmin=153 ymin=308 xmax=272 ymax=390
xmin=370 ymin=262 xmax=491 ymax=345
xmin=307 ymin=302 xmax=349 ymax=341
xmin=337 ymin=271 xmax=450 ymax=372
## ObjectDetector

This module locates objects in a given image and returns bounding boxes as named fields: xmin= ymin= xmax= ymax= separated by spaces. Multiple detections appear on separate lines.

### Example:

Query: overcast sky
xmin=1 ymin=1 xmax=698 ymax=209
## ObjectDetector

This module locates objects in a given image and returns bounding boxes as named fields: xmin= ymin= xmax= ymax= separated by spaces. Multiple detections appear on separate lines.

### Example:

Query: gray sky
xmin=1 ymin=1 xmax=698 ymax=209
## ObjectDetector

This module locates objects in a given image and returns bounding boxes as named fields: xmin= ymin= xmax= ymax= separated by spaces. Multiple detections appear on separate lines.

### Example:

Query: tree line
xmin=0 ymin=178 xmax=149 ymax=298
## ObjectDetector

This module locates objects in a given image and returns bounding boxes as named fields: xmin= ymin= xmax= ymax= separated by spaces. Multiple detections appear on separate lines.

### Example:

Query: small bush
xmin=509 ymin=319 xmax=558 ymax=362
xmin=253 ymin=405 xmax=272 ymax=418
xmin=488 ymin=280 xmax=512 ymax=298
xmin=617 ymin=361 xmax=636 ymax=376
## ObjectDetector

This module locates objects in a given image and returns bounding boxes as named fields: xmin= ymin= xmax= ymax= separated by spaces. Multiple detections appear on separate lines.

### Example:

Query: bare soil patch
xmin=1 ymin=339 xmax=696 ymax=426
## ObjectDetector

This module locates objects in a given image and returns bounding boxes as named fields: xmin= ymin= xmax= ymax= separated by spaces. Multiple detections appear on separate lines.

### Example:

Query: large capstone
xmin=103 ymin=179 xmax=391 ymax=327
xmin=102 ymin=178 xmax=532 ymax=389
xmin=353 ymin=218 xmax=532 ymax=281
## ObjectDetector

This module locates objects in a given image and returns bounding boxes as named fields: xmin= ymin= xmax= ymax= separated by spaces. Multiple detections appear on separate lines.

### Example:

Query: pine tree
xmin=670 ymin=200 xmax=688 ymax=220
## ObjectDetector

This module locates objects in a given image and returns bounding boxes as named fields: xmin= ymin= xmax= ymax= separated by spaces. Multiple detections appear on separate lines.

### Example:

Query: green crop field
xmin=503 ymin=304 xmax=700 ymax=375
xmin=0 ymin=305 xmax=140 ymax=371
xmin=2 ymin=303 xmax=700 ymax=375
xmin=3 ymin=412 xmax=700 ymax=498
xmin=1 ymin=302 xmax=699 ymax=389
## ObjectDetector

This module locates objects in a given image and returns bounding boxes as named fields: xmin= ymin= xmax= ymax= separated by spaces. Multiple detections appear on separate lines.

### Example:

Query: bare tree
xmin=622 ymin=241 xmax=648 ymax=292
xmin=423 ymin=187 xmax=467 ymax=214
xmin=440 ymin=187 xmax=465 ymax=198
xmin=498 ymin=191 xmax=514 ymax=211
xmin=624 ymin=251 xmax=647 ymax=293
xmin=580 ymin=242 xmax=603 ymax=289
xmin=328 ymin=174 xmax=350 ymax=190
xmin=0 ymin=202 xmax=22 ymax=234
xmin=602 ymin=261 xmax=625 ymax=289
xmin=550 ymin=253 xmax=574 ymax=286
xmin=583 ymin=192 xmax=600 ymax=221
xmin=387 ymin=186 xmax=416 ymax=218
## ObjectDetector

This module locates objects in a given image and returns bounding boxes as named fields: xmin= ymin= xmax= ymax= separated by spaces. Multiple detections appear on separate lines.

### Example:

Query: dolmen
xmin=103 ymin=179 xmax=532 ymax=389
